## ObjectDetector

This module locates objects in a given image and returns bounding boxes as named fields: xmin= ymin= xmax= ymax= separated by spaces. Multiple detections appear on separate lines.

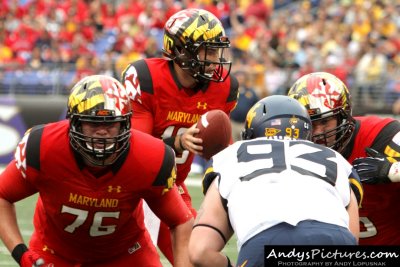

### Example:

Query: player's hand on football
xmin=353 ymin=148 xmax=392 ymax=184
xmin=179 ymin=124 xmax=203 ymax=155
xmin=20 ymin=250 xmax=46 ymax=267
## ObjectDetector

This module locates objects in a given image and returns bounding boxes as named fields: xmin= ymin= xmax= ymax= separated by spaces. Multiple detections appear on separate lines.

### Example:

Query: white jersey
xmin=212 ymin=137 xmax=354 ymax=249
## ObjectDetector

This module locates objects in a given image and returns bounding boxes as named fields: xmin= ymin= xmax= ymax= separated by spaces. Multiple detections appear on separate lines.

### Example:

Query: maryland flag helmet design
xmin=242 ymin=95 xmax=312 ymax=141
xmin=67 ymin=75 xmax=132 ymax=166
xmin=163 ymin=8 xmax=231 ymax=82
xmin=288 ymin=72 xmax=355 ymax=153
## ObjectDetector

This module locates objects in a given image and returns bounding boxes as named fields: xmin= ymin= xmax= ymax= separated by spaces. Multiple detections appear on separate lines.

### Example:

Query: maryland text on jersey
xmin=166 ymin=111 xmax=201 ymax=124
xmin=68 ymin=193 xmax=119 ymax=208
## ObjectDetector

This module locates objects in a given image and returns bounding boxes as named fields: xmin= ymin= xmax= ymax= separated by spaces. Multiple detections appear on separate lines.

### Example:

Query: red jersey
xmin=122 ymin=58 xmax=238 ymax=184
xmin=346 ymin=116 xmax=400 ymax=244
xmin=0 ymin=120 xmax=192 ymax=263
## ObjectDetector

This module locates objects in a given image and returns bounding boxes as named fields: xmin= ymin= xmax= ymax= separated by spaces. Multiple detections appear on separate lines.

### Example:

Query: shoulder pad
xmin=15 ymin=125 xmax=45 ymax=174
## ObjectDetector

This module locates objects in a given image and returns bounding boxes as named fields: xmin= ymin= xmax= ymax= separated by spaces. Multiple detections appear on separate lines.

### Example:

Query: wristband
xmin=163 ymin=136 xmax=176 ymax=149
xmin=11 ymin=243 xmax=28 ymax=264
xmin=179 ymin=134 xmax=186 ymax=151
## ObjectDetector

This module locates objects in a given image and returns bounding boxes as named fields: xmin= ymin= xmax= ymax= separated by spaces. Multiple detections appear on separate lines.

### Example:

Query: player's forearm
xmin=189 ymin=222 xmax=233 ymax=267
xmin=0 ymin=198 xmax=25 ymax=253
xmin=347 ymin=191 xmax=360 ymax=242
xmin=172 ymin=218 xmax=194 ymax=267
xmin=189 ymin=247 xmax=232 ymax=267
xmin=163 ymin=131 xmax=194 ymax=153
xmin=163 ymin=135 xmax=185 ymax=154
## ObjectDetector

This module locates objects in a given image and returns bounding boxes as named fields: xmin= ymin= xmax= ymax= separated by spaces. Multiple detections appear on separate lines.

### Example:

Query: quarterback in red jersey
xmin=122 ymin=8 xmax=238 ymax=264
xmin=288 ymin=72 xmax=400 ymax=245
xmin=0 ymin=75 xmax=194 ymax=267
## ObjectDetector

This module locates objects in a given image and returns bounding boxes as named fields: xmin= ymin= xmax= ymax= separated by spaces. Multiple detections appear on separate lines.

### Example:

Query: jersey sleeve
xmin=15 ymin=125 xmax=44 ymax=175
xmin=365 ymin=121 xmax=400 ymax=183
xmin=348 ymin=167 xmax=363 ymax=207
xmin=336 ymin=151 xmax=363 ymax=207
xmin=225 ymin=73 xmax=239 ymax=114
xmin=0 ymin=126 xmax=43 ymax=202
xmin=122 ymin=60 xmax=155 ymax=134
xmin=144 ymin=145 xmax=193 ymax=227
xmin=221 ymin=75 xmax=239 ymax=144
xmin=151 ymin=144 xmax=177 ymax=194
xmin=201 ymin=165 xmax=219 ymax=195
xmin=371 ymin=120 xmax=400 ymax=160
xmin=210 ymin=143 xmax=240 ymax=199
xmin=0 ymin=161 xmax=37 ymax=202
xmin=148 ymin=184 xmax=193 ymax=228
xmin=131 ymin=100 xmax=154 ymax=134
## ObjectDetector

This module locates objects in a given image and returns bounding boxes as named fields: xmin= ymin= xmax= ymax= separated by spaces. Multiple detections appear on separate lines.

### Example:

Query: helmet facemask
xmin=174 ymin=36 xmax=232 ymax=83
xmin=310 ymin=107 xmax=355 ymax=154
xmin=69 ymin=112 xmax=131 ymax=166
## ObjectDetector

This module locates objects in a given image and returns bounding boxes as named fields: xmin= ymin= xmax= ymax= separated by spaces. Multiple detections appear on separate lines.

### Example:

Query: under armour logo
xmin=128 ymin=242 xmax=141 ymax=254
xmin=108 ymin=185 xmax=122 ymax=193
xmin=42 ymin=245 xmax=55 ymax=254
xmin=197 ymin=102 xmax=207 ymax=110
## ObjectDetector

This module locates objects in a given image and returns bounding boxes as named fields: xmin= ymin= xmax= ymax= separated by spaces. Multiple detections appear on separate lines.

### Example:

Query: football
xmin=195 ymin=110 xmax=232 ymax=160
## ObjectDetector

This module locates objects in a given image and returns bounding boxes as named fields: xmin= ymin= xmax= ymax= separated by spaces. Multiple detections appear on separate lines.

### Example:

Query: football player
xmin=122 ymin=8 xmax=238 ymax=263
xmin=0 ymin=75 xmax=194 ymax=267
xmin=190 ymin=95 xmax=361 ymax=267
xmin=288 ymin=72 xmax=400 ymax=245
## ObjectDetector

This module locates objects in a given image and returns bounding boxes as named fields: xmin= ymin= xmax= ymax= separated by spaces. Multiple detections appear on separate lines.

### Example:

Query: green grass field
xmin=0 ymin=176 xmax=238 ymax=266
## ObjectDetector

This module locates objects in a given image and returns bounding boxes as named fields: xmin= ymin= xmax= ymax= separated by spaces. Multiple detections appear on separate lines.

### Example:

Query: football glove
xmin=12 ymin=244 xmax=46 ymax=267
xmin=20 ymin=251 xmax=46 ymax=267
xmin=353 ymin=148 xmax=393 ymax=184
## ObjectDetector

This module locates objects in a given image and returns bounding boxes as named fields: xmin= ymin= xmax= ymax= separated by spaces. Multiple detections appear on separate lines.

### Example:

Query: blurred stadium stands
xmin=0 ymin=67 xmax=76 ymax=95
xmin=1 ymin=0 xmax=400 ymax=115
xmin=0 ymin=62 xmax=395 ymax=116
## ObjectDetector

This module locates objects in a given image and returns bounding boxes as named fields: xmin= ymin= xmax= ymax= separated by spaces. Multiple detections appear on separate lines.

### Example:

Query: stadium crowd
xmin=1 ymin=0 xmax=400 ymax=113
xmin=1 ymin=1 xmax=400 ymax=266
